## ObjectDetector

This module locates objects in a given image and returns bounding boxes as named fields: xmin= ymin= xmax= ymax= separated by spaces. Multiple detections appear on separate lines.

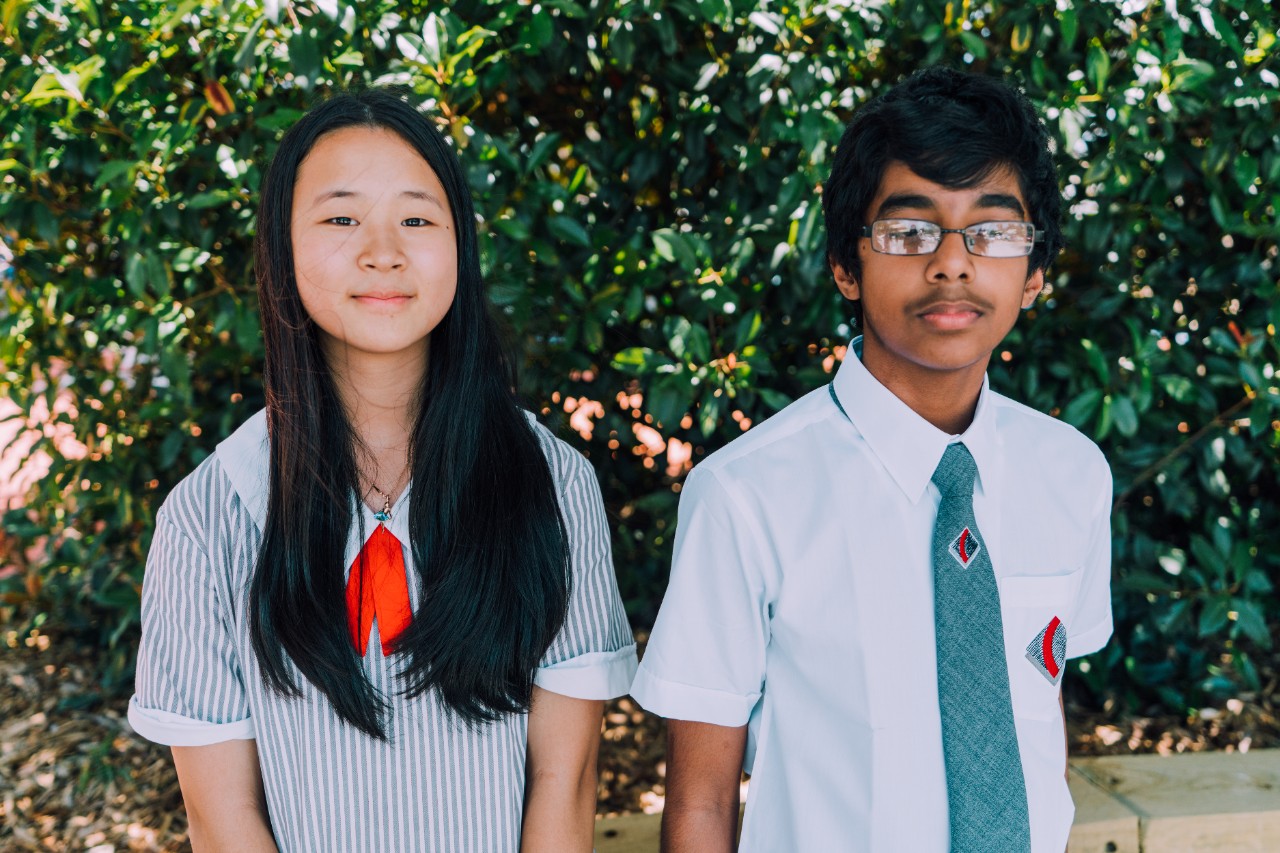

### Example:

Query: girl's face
xmin=290 ymin=126 xmax=458 ymax=364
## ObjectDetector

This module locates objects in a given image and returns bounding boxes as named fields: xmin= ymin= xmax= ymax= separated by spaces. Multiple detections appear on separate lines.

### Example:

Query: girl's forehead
xmin=294 ymin=126 xmax=451 ymax=215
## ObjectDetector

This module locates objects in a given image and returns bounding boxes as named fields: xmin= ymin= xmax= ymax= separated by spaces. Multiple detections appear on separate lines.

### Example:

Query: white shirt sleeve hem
xmin=1066 ymin=619 xmax=1113 ymax=659
xmin=127 ymin=696 xmax=256 ymax=746
xmin=629 ymin=663 xmax=759 ymax=726
xmin=534 ymin=645 xmax=639 ymax=700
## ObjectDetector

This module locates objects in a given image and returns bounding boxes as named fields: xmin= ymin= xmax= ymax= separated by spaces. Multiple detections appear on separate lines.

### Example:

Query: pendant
xmin=374 ymin=492 xmax=392 ymax=524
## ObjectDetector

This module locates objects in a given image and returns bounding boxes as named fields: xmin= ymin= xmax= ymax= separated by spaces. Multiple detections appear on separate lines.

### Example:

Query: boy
xmin=630 ymin=67 xmax=1113 ymax=853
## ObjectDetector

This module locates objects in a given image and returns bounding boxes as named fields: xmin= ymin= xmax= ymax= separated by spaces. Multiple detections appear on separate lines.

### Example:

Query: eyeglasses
xmin=861 ymin=218 xmax=1043 ymax=258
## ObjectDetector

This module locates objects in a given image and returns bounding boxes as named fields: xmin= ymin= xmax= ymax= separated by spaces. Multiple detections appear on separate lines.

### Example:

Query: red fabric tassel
xmin=345 ymin=525 xmax=413 ymax=656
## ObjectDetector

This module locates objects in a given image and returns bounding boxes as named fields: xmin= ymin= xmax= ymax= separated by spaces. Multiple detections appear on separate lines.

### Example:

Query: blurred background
xmin=1 ymin=0 xmax=1277 ymax=849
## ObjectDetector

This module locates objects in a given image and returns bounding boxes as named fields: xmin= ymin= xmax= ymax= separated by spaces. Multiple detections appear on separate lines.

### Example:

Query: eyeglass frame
xmin=859 ymin=218 xmax=1045 ymax=258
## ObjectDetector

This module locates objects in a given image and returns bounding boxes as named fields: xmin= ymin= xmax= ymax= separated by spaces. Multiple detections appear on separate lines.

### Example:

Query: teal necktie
xmin=932 ymin=443 xmax=1031 ymax=852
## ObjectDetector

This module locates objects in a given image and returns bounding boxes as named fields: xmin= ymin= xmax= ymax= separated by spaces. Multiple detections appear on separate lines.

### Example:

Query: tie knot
xmin=932 ymin=443 xmax=977 ymax=497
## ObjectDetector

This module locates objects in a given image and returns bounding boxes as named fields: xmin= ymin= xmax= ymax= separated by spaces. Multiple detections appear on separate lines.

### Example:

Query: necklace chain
xmin=368 ymin=481 xmax=393 ymax=522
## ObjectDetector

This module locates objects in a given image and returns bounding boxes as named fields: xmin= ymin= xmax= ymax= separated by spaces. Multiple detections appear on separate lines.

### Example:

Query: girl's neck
xmin=325 ymin=339 xmax=427 ymax=502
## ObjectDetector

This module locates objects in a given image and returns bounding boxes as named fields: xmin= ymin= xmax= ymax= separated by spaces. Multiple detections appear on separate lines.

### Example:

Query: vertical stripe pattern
xmin=132 ymin=415 xmax=634 ymax=851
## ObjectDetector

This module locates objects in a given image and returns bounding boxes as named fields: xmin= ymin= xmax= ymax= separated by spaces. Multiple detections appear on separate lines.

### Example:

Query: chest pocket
xmin=999 ymin=572 xmax=1081 ymax=722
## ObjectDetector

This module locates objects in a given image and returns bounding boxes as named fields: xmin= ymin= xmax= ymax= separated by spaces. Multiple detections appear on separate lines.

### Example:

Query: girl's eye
xmin=402 ymin=217 xmax=429 ymax=227
xmin=327 ymin=216 xmax=355 ymax=226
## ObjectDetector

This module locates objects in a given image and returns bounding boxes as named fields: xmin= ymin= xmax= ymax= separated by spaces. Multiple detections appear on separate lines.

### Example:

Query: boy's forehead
xmin=868 ymin=161 xmax=1027 ymax=216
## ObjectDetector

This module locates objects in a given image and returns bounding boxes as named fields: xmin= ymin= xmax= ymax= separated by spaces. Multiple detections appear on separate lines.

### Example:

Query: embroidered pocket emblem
xmin=1026 ymin=616 xmax=1068 ymax=685
xmin=948 ymin=527 xmax=981 ymax=568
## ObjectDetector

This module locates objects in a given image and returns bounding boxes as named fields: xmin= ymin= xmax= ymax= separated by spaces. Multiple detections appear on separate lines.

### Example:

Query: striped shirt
xmin=129 ymin=409 xmax=637 ymax=852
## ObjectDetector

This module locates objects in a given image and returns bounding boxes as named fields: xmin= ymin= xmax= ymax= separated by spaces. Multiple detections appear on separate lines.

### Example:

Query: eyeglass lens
xmin=871 ymin=219 xmax=1036 ymax=258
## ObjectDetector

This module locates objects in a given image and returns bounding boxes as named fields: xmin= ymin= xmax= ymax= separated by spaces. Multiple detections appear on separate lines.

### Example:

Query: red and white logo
xmin=948 ymin=527 xmax=982 ymax=568
xmin=1026 ymin=616 xmax=1068 ymax=685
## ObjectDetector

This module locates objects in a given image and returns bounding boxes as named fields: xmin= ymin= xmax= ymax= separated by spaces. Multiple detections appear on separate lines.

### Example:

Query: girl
xmin=129 ymin=89 xmax=637 ymax=851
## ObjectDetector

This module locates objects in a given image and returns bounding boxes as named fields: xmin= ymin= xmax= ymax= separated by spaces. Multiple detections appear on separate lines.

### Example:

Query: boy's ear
xmin=1021 ymin=268 xmax=1046 ymax=310
xmin=832 ymin=263 xmax=861 ymax=301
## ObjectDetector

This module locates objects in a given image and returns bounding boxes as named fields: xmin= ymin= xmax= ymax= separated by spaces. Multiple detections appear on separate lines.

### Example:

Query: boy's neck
xmin=858 ymin=339 xmax=989 ymax=436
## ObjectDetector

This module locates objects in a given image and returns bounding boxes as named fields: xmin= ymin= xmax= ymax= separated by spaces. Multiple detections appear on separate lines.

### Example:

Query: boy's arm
xmin=662 ymin=720 xmax=748 ymax=853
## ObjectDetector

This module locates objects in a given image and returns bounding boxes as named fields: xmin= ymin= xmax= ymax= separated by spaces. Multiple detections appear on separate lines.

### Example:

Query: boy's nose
xmin=925 ymin=231 xmax=974 ymax=283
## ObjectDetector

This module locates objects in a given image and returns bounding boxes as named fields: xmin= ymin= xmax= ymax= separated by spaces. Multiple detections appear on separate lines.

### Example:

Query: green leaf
xmin=1086 ymin=42 xmax=1110 ymax=91
xmin=1061 ymin=388 xmax=1102 ymax=427
xmin=92 ymin=160 xmax=135 ymax=190
xmin=1198 ymin=596 xmax=1230 ymax=637
xmin=756 ymin=388 xmax=791 ymax=411
xmin=958 ymin=30 xmax=988 ymax=60
xmin=1167 ymin=58 xmax=1215 ymax=93
xmin=612 ymin=347 xmax=653 ymax=370
xmin=1189 ymin=534 xmax=1227 ymax=580
xmin=1160 ymin=375 xmax=1195 ymax=403
xmin=288 ymin=28 xmax=323 ymax=89
xmin=1111 ymin=395 xmax=1138 ymax=437
xmin=1081 ymin=339 xmax=1109 ymax=383
xmin=1057 ymin=7 xmax=1077 ymax=47
xmin=652 ymin=229 xmax=698 ymax=269
xmin=1231 ymin=598 xmax=1271 ymax=647
xmin=547 ymin=216 xmax=592 ymax=248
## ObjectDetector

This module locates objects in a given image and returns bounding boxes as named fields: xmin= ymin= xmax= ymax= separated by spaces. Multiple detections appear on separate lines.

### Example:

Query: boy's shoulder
xmin=987 ymin=389 xmax=1107 ymax=460
xmin=694 ymin=383 xmax=843 ymax=482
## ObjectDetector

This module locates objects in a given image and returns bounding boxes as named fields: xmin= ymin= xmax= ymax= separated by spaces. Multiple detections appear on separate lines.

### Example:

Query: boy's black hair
xmin=823 ymin=66 xmax=1064 ymax=286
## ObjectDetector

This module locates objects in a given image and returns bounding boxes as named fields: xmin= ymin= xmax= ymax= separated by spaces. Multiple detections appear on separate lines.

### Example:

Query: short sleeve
xmin=1067 ymin=459 xmax=1113 ymax=658
xmin=630 ymin=466 xmax=771 ymax=726
xmin=535 ymin=448 xmax=637 ymax=700
xmin=128 ymin=497 xmax=255 ymax=746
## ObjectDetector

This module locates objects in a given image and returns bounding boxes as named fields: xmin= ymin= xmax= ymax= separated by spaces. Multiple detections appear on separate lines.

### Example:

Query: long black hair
xmin=249 ymin=89 xmax=571 ymax=739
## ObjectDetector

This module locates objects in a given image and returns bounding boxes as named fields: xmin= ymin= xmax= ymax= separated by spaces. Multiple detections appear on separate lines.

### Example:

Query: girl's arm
xmin=521 ymin=685 xmax=604 ymax=853
xmin=172 ymin=740 xmax=278 ymax=852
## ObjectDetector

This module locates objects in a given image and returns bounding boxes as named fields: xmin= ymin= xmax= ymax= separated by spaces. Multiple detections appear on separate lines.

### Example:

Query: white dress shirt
xmin=631 ymin=338 xmax=1112 ymax=853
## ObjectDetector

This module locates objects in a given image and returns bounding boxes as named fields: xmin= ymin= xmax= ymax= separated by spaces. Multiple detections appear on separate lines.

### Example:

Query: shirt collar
xmin=215 ymin=409 xmax=413 ymax=551
xmin=830 ymin=337 xmax=1002 ymax=504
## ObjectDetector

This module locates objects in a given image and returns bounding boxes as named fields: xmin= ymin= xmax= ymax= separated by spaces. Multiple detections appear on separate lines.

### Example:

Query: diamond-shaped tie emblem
xmin=948 ymin=527 xmax=981 ymax=568
xmin=1026 ymin=616 xmax=1068 ymax=685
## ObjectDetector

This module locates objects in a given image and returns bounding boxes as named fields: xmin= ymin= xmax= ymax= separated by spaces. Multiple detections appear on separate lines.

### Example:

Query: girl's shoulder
xmin=520 ymin=409 xmax=597 ymax=497
xmin=155 ymin=410 xmax=266 ymax=550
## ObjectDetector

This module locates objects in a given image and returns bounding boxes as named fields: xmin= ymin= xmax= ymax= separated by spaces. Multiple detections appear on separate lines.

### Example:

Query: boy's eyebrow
xmin=873 ymin=192 xmax=1028 ymax=219
xmin=874 ymin=193 xmax=936 ymax=218
xmin=974 ymin=192 xmax=1027 ymax=217
xmin=313 ymin=188 xmax=447 ymax=209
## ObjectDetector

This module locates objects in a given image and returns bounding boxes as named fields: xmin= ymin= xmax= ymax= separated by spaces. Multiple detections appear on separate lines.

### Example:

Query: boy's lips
xmin=917 ymin=301 xmax=984 ymax=330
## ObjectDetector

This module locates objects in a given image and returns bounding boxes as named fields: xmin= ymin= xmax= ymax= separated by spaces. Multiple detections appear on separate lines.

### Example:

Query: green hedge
xmin=1 ymin=0 xmax=1276 ymax=714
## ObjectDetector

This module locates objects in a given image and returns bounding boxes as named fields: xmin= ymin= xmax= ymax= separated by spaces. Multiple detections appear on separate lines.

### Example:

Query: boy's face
xmin=832 ymin=161 xmax=1044 ymax=390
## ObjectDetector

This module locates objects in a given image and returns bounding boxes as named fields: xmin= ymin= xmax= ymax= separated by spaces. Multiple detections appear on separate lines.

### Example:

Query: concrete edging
xmin=595 ymin=749 xmax=1280 ymax=852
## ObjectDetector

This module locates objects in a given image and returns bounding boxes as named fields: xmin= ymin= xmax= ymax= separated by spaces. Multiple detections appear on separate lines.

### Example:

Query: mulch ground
xmin=2 ymin=632 xmax=1277 ymax=852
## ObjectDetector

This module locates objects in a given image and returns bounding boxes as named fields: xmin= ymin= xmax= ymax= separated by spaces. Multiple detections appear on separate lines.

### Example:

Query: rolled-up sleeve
xmin=129 ymin=501 xmax=254 ymax=746
xmin=630 ymin=466 xmax=771 ymax=726
xmin=536 ymin=446 xmax=637 ymax=699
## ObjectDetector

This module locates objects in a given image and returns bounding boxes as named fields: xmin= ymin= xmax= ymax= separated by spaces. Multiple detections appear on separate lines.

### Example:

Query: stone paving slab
xmin=596 ymin=749 xmax=1280 ymax=852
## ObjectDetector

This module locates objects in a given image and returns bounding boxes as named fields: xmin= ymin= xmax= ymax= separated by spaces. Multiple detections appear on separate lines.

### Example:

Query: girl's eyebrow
xmin=313 ymin=188 xmax=447 ymax=210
